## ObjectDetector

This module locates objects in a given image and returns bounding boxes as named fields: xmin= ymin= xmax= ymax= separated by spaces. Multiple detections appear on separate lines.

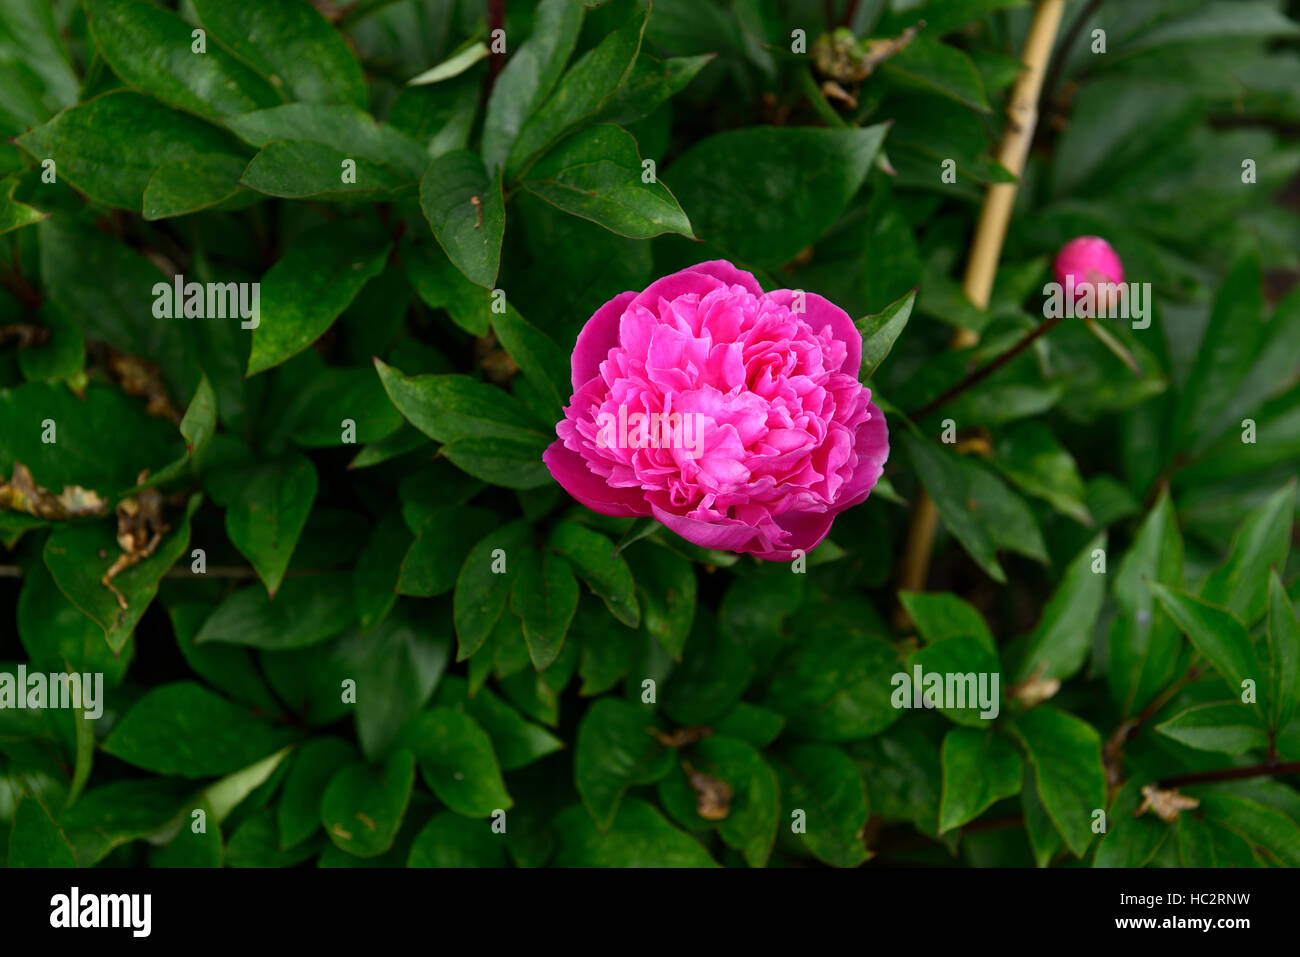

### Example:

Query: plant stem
xmin=1160 ymin=760 xmax=1300 ymax=790
xmin=894 ymin=0 xmax=1065 ymax=615
xmin=906 ymin=314 xmax=1065 ymax=422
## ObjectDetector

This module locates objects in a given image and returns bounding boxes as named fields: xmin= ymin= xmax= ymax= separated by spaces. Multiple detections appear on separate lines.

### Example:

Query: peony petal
xmin=751 ymin=509 xmax=836 ymax=561
xmin=683 ymin=259 xmax=765 ymax=296
xmin=650 ymin=501 xmax=763 ymax=553
xmin=834 ymin=400 xmax=890 ymax=511
xmin=544 ymin=440 xmax=648 ymax=517
xmin=571 ymin=290 xmax=637 ymax=390
xmin=766 ymin=289 xmax=862 ymax=378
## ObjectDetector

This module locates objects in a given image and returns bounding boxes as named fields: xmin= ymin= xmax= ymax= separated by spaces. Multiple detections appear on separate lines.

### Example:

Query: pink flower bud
xmin=1053 ymin=236 xmax=1124 ymax=291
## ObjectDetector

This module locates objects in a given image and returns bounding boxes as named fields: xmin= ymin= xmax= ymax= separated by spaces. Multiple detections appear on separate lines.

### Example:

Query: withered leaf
xmin=0 ymin=462 xmax=107 ymax=519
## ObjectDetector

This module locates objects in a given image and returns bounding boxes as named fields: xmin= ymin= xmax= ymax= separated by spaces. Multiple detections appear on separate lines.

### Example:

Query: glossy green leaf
xmin=522 ymin=124 xmax=693 ymax=239
xmin=247 ymin=225 xmax=390 ymax=374
xmin=193 ymin=0 xmax=367 ymax=107
xmin=403 ymin=708 xmax=512 ymax=817
xmin=321 ymin=750 xmax=415 ymax=857
xmin=1010 ymin=707 xmax=1105 ymax=858
xmin=419 ymin=150 xmax=504 ymax=287
xmin=938 ymin=728 xmax=1021 ymax=833
xmin=102 ymin=681 xmax=295 ymax=778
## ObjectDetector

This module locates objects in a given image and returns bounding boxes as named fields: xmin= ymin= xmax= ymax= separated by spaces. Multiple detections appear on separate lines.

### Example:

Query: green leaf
xmin=374 ymin=360 xmax=549 ymax=444
xmin=1200 ymin=481 xmax=1295 ymax=626
xmin=408 ymin=41 xmax=489 ymax=85
xmin=666 ymin=124 xmax=887 ymax=269
xmin=7 ymin=796 xmax=76 ymax=867
xmin=397 ymin=506 xmax=497 ymax=598
xmin=352 ymin=511 xmax=411 ymax=631
xmin=195 ymin=574 xmax=355 ymax=650
xmin=773 ymin=743 xmax=870 ymax=867
xmin=1013 ymin=532 xmax=1107 ymax=684
xmin=1197 ymin=792 xmax=1300 ymax=867
xmin=278 ymin=737 xmax=355 ymax=849
xmin=226 ymin=809 xmax=322 ymax=867
xmin=419 ymin=150 xmax=504 ymax=287
xmin=151 ymin=797 xmax=222 ymax=868
xmin=856 ymin=288 xmax=915 ymax=380
xmin=1266 ymin=571 xmax=1300 ymax=732
xmin=408 ymin=811 xmax=507 ymax=867
xmin=880 ymin=38 xmax=990 ymax=112
xmin=662 ymin=615 xmax=753 ymax=726
xmin=192 ymin=0 xmax=367 ymax=107
xmin=1151 ymin=583 xmax=1266 ymax=713
xmin=85 ymin=0 xmax=281 ymax=120
xmin=441 ymin=435 xmax=553 ymax=489
xmin=59 ymin=779 xmax=191 ymax=866
xmin=574 ymin=698 xmax=672 ymax=829
xmin=1155 ymin=702 xmax=1269 ymax=754
xmin=1174 ymin=252 xmax=1265 ymax=452
xmin=432 ymin=676 xmax=563 ymax=771
xmin=337 ymin=605 xmax=451 ymax=759
xmin=659 ymin=735 xmax=779 ymax=867
xmin=549 ymin=521 xmax=640 ymax=627
xmin=904 ymin=635 xmax=1002 ymax=726
xmin=766 ymin=619 xmax=900 ymax=740
xmin=1108 ymin=492 xmax=1185 ymax=717
xmin=226 ymin=103 xmax=426 ymax=177
xmin=453 ymin=520 xmax=534 ymax=660
xmin=521 ymin=124 xmax=693 ymax=239
xmin=241 ymin=139 xmax=413 ymax=198
xmin=939 ymin=728 xmax=1022 ymax=833
xmin=900 ymin=431 xmax=1004 ymax=582
xmin=17 ymin=90 xmax=245 ymax=210
xmin=18 ymin=560 xmax=131 ymax=684
xmin=1020 ymin=764 xmax=1063 ymax=868
xmin=402 ymin=708 xmax=512 ymax=817
xmin=1010 ymin=707 xmax=1105 ymax=858
xmin=321 ymin=750 xmax=415 ymax=857
xmin=1092 ymin=779 xmax=1168 ymax=868
xmin=713 ymin=704 xmax=785 ymax=751
xmin=481 ymin=0 xmax=585 ymax=172
xmin=1177 ymin=813 xmax=1218 ymax=867
xmin=991 ymin=422 xmax=1092 ymax=525
xmin=0 ymin=177 xmax=47 ymax=235
xmin=625 ymin=544 xmax=697 ymax=658
xmin=489 ymin=305 xmax=570 ymax=423
xmin=510 ymin=549 xmax=579 ymax=670
xmin=0 ymin=0 xmax=78 ymax=119
xmin=170 ymin=603 xmax=279 ymax=714
xmin=591 ymin=53 xmax=713 ymax=126
xmin=43 ymin=494 xmax=199 ymax=653
xmin=247 ymin=224 xmax=390 ymax=374
xmin=506 ymin=10 xmax=647 ymax=177
xmin=214 ymin=455 xmax=316 ymax=595
xmin=14 ymin=302 xmax=81 ymax=384
xmin=150 ymin=374 xmax=217 ymax=485
xmin=102 ymin=681 xmax=295 ymax=778
xmin=898 ymin=590 xmax=996 ymax=653
xmin=552 ymin=798 xmax=716 ymax=866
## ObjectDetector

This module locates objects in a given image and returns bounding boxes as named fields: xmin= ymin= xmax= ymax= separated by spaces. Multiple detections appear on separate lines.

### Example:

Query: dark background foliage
xmin=1 ymin=0 xmax=1299 ymax=868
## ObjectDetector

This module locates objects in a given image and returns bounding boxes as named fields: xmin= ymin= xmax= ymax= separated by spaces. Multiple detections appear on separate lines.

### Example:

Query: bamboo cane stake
xmin=895 ymin=0 xmax=1066 ymax=617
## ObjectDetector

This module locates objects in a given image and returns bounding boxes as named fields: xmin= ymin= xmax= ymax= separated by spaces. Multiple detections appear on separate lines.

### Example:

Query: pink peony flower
xmin=543 ymin=260 xmax=889 ymax=561
xmin=1053 ymin=236 xmax=1124 ymax=292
